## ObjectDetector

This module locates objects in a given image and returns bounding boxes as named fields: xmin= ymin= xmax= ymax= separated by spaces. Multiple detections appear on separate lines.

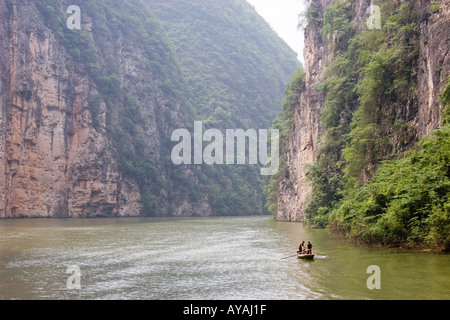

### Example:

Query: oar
xmin=314 ymin=252 xmax=326 ymax=256
xmin=281 ymin=253 xmax=298 ymax=260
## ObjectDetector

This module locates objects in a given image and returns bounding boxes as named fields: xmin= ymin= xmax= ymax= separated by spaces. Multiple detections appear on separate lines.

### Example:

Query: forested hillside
xmin=149 ymin=0 xmax=301 ymax=215
xmin=149 ymin=0 xmax=300 ymax=130
xmin=267 ymin=0 xmax=450 ymax=251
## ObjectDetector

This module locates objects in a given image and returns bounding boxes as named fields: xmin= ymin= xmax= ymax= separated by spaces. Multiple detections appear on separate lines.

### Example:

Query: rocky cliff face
xmin=276 ymin=0 xmax=337 ymax=221
xmin=0 ymin=0 xmax=142 ymax=218
xmin=0 ymin=0 xmax=204 ymax=218
xmin=417 ymin=0 xmax=450 ymax=137
xmin=276 ymin=0 xmax=449 ymax=221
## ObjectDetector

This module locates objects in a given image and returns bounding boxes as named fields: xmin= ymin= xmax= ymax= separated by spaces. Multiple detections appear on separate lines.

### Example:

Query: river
xmin=0 ymin=216 xmax=449 ymax=300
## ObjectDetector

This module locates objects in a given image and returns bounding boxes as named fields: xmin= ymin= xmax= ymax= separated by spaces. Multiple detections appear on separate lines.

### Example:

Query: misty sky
xmin=246 ymin=0 xmax=306 ymax=62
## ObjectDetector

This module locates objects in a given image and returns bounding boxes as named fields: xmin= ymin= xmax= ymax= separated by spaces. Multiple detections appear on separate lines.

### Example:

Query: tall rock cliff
xmin=0 ymin=0 xmax=169 ymax=217
xmin=275 ymin=0 xmax=449 ymax=221
xmin=0 ymin=0 xmax=299 ymax=218
xmin=417 ymin=0 xmax=450 ymax=137
xmin=275 ymin=0 xmax=333 ymax=221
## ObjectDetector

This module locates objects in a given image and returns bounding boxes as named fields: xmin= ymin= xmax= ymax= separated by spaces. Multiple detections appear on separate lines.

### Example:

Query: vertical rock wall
xmin=276 ymin=0 xmax=449 ymax=221
xmin=0 ymin=0 xmax=141 ymax=217
xmin=417 ymin=0 xmax=450 ymax=136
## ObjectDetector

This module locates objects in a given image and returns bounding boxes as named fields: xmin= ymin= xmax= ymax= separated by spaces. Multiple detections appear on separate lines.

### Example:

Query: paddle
xmin=281 ymin=253 xmax=298 ymax=260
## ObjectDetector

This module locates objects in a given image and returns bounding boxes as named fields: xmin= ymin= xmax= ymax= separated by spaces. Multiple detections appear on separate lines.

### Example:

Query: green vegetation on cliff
xmin=35 ymin=0 xmax=299 ymax=216
xmin=36 ymin=0 xmax=194 ymax=216
xmin=270 ymin=0 xmax=449 ymax=250
xmin=328 ymin=121 xmax=450 ymax=250
xmin=307 ymin=0 xmax=420 ymax=224
xmin=316 ymin=0 xmax=449 ymax=250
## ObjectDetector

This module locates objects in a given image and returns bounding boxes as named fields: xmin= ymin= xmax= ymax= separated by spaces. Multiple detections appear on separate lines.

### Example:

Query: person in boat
xmin=298 ymin=241 xmax=305 ymax=254
xmin=306 ymin=241 xmax=313 ymax=254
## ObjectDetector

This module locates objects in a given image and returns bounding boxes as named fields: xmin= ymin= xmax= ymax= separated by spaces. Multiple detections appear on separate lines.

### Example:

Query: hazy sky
xmin=246 ymin=0 xmax=306 ymax=62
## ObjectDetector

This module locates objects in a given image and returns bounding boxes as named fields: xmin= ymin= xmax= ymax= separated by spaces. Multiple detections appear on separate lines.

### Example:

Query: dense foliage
xmin=270 ymin=0 xmax=449 ymax=250
xmin=318 ymin=0 xmax=449 ymax=250
xmin=328 ymin=122 xmax=450 ymax=251
xmin=149 ymin=0 xmax=300 ymax=130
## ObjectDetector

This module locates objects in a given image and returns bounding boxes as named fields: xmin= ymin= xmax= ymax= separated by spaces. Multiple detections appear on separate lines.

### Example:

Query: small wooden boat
xmin=297 ymin=252 xmax=315 ymax=260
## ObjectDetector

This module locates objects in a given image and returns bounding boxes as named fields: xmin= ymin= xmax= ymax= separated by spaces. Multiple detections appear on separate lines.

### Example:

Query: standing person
xmin=298 ymin=241 xmax=305 ymax=254
xmin=307 ymin=241 xmax=313 ymax=254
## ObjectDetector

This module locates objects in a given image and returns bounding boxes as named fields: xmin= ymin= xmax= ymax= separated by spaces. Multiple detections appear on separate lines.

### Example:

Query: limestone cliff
xmin=0 ymin=0 xmax=143 ymax=217
xmin=275 ymin=0 xmax=449 ymax=221
xmin=417 ymin=0 xmax=450 ymax=137
xmin=276 ymin=0 xmax=336 ymax=221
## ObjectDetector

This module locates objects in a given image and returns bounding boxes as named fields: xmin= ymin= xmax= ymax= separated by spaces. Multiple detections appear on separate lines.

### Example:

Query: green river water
xmin=0 ymin=216 xmax=449 ymax=300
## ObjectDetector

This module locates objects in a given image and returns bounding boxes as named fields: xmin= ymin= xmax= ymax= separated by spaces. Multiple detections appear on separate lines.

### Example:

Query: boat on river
xmin=297 ymin=252 xmax=315 ymax=260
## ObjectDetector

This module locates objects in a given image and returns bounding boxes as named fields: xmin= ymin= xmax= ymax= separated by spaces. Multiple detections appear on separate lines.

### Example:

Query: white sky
xmin=246 ymin=0 xmax=306 ymax=63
